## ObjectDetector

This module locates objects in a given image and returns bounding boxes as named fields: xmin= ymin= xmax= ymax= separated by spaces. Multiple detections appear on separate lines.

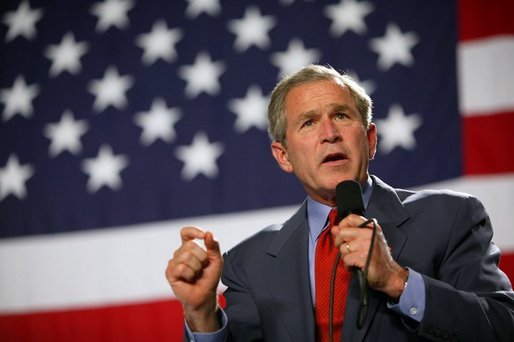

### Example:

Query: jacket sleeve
xmin=418 ymin=195 xmax=514 ymax=341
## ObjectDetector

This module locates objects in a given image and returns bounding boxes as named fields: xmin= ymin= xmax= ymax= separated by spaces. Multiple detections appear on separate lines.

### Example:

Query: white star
xmin=369 ymin=23 xmax=419 ymax=71
xmin=90 ymin=0 xmax=134 ymax=33
xmin=44 ymin=110 xmax=89 ymax=157
xmin=227 ymin=6 xmax=276 ymax=52
xmin=44 ymin=32 xmax=89 ymax=77
xmin=134 ymin=98 xmax=181 ymax=146
xmin=178 ymin=52 xmax=225 ymax=98
xmin=88 ymin=66 xmax=134 ymax=112
xmin=375 ymin=104 xmax=422 ymax=154
xmin=0 ymin=76 xmax=40 ymax=122
xmin=324 ymin=0 xmax=374 ymax=37
xmin=174 ymin=132 xmax=224 ymax=181
xmin=0 ymin=154 xmax=34 ymax=201
xmin=2 ymin=1 xmax=43 ymax=42
xmin=271 ymin=38 xmax=321 ymax=78
xmin=185 ymin=0 xmax=221 ymax=19
xmin=135 ymin=20 xmax=183 ymax=65
xmin=81 ymin=145 xmax=129 ymax=193
xmin=228 ymin=85 xmax=269 ymax=133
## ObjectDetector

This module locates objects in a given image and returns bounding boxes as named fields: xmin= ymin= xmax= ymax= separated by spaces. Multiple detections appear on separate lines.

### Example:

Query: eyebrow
xmin=296 ymin=103 xmax=355 ymax=121
xmin=329 ymin=103 xmax=354 ymax=113
xmin=294 ymin=111 xmax=318 ymax=127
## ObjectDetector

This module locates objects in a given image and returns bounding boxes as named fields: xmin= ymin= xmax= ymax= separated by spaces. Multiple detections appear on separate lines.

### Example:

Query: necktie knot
xmin=328 ymin=208 xmax=339 ymax=227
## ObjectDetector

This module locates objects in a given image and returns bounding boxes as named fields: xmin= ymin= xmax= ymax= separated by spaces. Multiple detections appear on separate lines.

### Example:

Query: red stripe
xmin=0 ymin=295 xmax=226 ymax=341
xmin=463 ymin=111 xmax=514 ymax=175
xmin=500 ymin=252 xmax=514 ymax=284
xmin=459 ymin=0 xmax=514 ymax=41
xmin=0 ymin=299 xmax=184 ymax=341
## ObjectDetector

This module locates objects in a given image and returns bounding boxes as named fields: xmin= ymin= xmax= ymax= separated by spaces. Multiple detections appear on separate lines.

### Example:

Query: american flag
xmin=0 ymin=0 xmax=513 ymax=340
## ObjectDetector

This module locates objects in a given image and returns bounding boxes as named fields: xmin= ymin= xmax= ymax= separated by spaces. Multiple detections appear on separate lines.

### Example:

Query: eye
xmin=301 ymin=119 xmax=315 ymax=128
xmin=335 ymin=112 xmax=348 ymax=120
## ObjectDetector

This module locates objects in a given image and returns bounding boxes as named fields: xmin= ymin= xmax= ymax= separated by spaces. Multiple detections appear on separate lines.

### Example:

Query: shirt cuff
xmin=184 ymin=309 xmax=228 ymax=342
xmin=387 ymin=268 xmax=426 ymax=322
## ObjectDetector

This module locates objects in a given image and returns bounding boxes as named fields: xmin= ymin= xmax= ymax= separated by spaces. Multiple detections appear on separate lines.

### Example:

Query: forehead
xmin=284 ymin=80 xmax=355 ymax=115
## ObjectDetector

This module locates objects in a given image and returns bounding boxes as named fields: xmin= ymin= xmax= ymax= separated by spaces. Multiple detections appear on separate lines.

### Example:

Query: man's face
xmin=271 ymin=80 xmax=377 ymax=205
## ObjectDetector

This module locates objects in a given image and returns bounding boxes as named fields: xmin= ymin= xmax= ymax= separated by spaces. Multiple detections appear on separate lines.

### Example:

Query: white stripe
xmin=0 ymin=206 xmax=296 ymax=313
xmin=1 ymin=174 xmax=513 ymax=313
xmin=458 ymin=35 xmax=514 ymax=115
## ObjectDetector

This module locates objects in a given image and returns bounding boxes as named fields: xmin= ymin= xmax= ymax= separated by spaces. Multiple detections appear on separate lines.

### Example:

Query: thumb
xmin=204 ymin=231 xmax=221 ymax=259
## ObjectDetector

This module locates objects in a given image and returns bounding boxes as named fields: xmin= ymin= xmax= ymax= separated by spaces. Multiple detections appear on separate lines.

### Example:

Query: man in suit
xmin=166 ymin=64 xmax=514 ymax=341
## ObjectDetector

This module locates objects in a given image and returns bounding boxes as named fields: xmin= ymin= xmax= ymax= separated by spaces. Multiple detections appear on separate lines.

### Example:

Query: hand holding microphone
xmin=332 ymin=181 xmax=408 ymax=329
xmin=333 ymin=214 xmax=406 ymax=299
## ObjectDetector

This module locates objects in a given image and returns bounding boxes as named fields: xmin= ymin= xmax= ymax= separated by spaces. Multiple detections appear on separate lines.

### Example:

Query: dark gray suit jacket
xmin=221 ymin=176 xmax=514 ymax=341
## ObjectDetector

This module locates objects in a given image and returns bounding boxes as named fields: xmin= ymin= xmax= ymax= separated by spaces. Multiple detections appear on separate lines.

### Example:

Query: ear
xmin=367 ymin=123 xmax=377 ymax=160
xmin=271 ymin=141 xmax=294 ymax=173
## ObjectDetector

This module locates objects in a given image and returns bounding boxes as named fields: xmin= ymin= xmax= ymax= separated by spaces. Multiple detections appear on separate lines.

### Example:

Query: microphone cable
xmin=328 ymin=218 xmax=378 ymax=341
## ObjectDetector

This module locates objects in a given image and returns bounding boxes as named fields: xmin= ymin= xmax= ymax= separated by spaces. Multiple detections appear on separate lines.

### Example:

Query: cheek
xmin=350 ymin=132 xmax=371 ymax=161
xmin=288 ymin=145 xmax=314 ymax=173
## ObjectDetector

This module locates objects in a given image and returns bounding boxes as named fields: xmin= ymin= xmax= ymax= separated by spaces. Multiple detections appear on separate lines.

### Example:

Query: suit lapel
xmin=342 ymin=176 xmax=409 ymax=341
xmin=367 ymin=176 xmax=409 ymax=261
xmin=263 ymin=202 xmax=316 ymax=341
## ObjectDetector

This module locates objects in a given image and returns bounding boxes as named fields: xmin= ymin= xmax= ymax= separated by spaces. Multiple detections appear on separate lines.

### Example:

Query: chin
xmin=330 ymin=176 xmax=355 ymax=186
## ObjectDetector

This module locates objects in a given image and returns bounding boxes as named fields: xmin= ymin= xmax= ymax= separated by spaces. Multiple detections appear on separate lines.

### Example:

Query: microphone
xmin=332 ymin=180 xmax=370 ymax=330
xmin=336 ymin=180 xmax=365 ymax=220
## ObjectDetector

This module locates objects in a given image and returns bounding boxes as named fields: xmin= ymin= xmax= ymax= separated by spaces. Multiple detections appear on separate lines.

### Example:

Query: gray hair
xmin=267 ymin=64 xmax=373 ymax=144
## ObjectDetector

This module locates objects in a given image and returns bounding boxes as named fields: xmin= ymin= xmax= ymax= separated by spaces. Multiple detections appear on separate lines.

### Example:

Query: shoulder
xmin=370 ymin=176 xmax=490 ymax=237
xmin=224 ymin=201 xmax=308 ymax=262
xmin=396 ymin=186 xmax=485 ymax=216
xmin=373 ymin=175 xmax=483 ymax=211
xmin=226 ymin=223 xmax=282 ymax=257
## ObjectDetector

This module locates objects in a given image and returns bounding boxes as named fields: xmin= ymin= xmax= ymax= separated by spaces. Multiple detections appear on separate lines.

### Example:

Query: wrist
xmin=388 ymin=267 xmax=409 ymax=302
xmin=185 ymin=305 xmax=221 ymax=333
xmin=184 ymin=296 xmax=221 ymax=333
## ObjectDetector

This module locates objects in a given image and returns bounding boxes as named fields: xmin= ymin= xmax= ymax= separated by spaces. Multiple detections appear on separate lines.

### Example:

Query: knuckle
xmin=174 ymin=264 xmax=195 ymax=281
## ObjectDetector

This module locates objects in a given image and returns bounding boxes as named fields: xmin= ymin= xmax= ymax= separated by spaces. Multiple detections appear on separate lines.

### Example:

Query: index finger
xmin=339 ymin=214 xmax=368 ymax=228
xmin=180 ymin=226 xmax=206 ymax=243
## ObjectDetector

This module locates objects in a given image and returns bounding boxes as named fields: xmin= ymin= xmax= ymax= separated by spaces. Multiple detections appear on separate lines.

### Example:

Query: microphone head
xmin=336 ymin=180 xmax=365 ymax=219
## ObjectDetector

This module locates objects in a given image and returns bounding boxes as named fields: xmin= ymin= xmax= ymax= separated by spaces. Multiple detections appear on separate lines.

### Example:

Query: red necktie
xmin=315 ymin=208 xmax=351 ymax=342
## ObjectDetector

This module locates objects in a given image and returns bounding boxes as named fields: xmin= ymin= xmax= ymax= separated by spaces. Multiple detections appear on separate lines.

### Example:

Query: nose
xmin=320 ymin=117 xmax=341 ymax=143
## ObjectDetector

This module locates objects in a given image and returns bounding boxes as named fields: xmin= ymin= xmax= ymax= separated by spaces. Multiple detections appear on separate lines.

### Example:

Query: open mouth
xmin=322 ymin=153 xmax=347 ymax=164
